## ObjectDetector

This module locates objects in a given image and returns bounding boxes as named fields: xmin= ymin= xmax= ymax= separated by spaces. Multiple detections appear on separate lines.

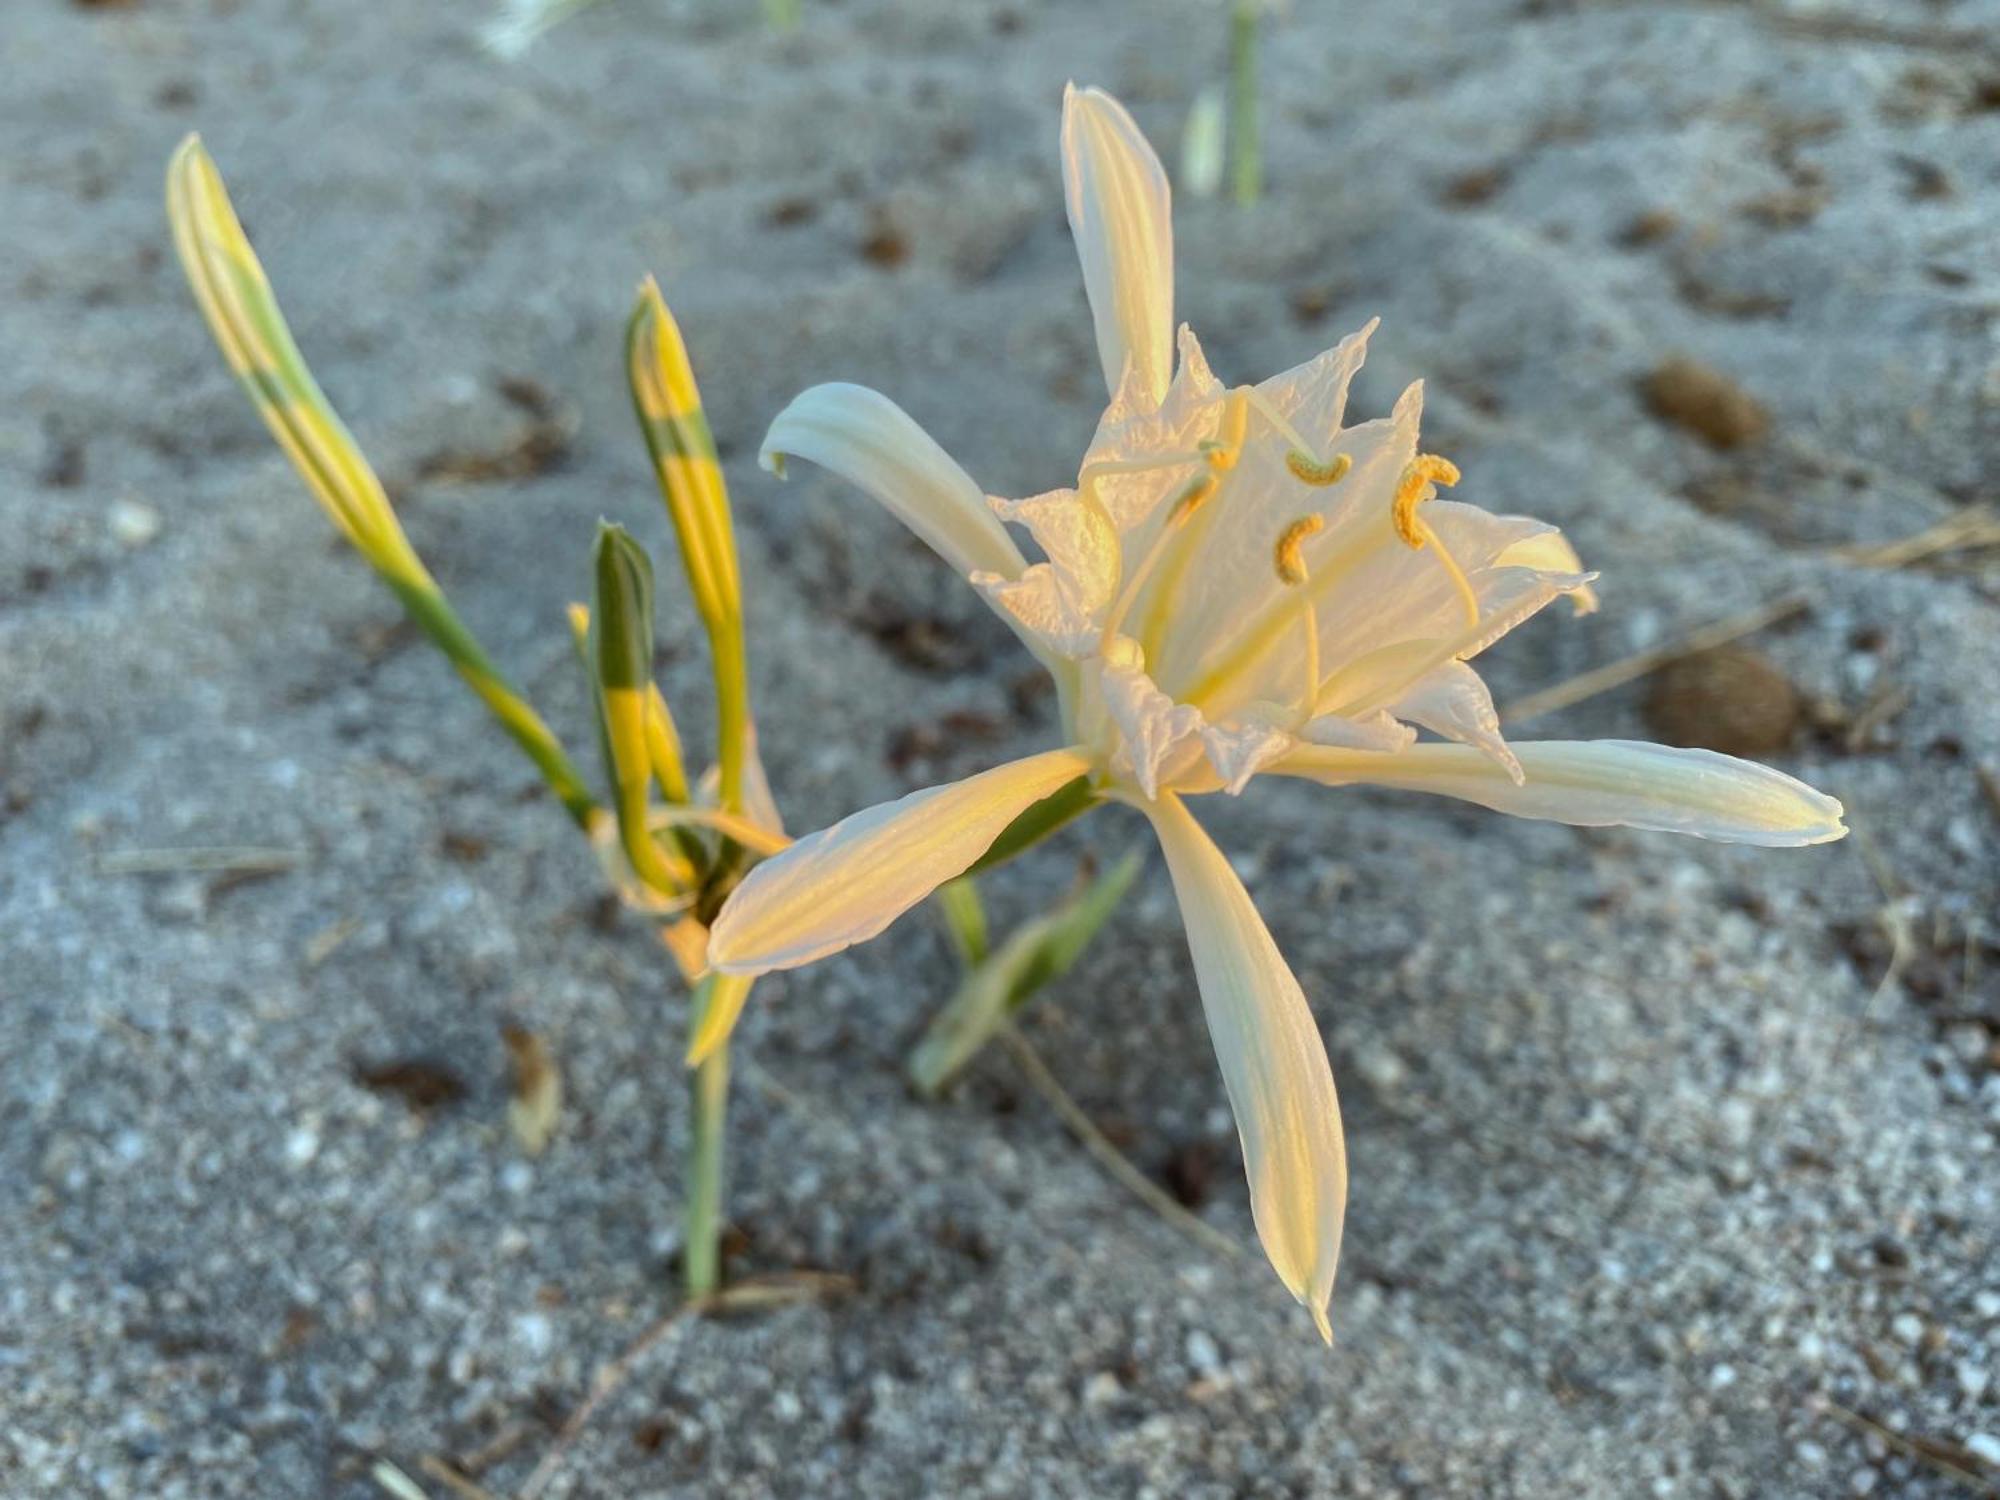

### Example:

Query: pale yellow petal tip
xmin=1310 ymin=1301 xmax=1333 ymax=1345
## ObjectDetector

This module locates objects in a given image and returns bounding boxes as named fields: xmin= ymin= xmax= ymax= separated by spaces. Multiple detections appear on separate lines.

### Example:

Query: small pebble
xmin=1639 ymin=355 xmax=1770 ymax=449
xmin=1964 ymin=1433 xmax=2000 ymax=1467
xmin=108 ymin=498 xmax=162 ymax=548
xmin=1957 ymin=1361 xmax=1990 ymax=1401
xmin=1185 ymin=1329 xmax=1221 ymax=1373
xmin=284 ymin=1127 xmax=319 ymax=1167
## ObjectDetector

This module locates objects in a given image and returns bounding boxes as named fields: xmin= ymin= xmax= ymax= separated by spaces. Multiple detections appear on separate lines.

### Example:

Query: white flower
xmin=709 ymin=85 xmax=1846 ymax=1340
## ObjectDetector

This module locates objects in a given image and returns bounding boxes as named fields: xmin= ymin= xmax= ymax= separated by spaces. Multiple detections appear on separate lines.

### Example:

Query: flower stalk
xmin=1229 ymin=0 xmax=1262 ymax=207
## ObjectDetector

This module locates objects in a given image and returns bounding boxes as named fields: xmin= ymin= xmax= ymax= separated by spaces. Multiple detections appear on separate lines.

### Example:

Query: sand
xmin=3 ymin=0 xmax=1997 ymax=1495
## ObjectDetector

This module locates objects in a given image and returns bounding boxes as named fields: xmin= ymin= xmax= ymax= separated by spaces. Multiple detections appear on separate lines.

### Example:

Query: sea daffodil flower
xmin=709 ymin=85 xmax=1846 ymax=1340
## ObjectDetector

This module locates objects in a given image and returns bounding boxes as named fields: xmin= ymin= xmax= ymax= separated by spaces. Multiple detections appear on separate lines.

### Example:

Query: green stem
xmin=683 ymin=1039 xmax=730 ymax=1298
xmin=384 ymin=574 xmax=599 ymax=828
xmin=1229 ymin=0 xmax=1262 ymax=208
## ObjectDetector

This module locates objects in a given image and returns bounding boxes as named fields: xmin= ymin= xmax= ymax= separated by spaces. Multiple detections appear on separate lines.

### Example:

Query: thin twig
xmin=1500 ymin=595 xmax=1807 ymax=724
xmin=998 ymin=1025 xmax=1244 ymax=1263
xmin=417 ymin=1456 xmax=506 ymax=1500
xmin=516 ymin=1273 xmax=849 ymax=1500
xmin=454 ymin=1423 xmax=535 ymax=1478
xmin=1821 ymin=505 xmax=2000 ymax=570
xmin=1977 ymin=766 xmax=2000 ymax=825
xmin=95 ymin=845 xmax=302 ymax=876
xmin=1814 ymin=1398 xmax=2000 ymax=1496
xmin=1843 ymin=682 xmax=1912 ymax=753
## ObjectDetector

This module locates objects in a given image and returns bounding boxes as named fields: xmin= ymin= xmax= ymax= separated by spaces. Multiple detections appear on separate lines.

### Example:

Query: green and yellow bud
xmin=627 ymin=278 xmax=751 ymax=815
xmin=167 ymin=135 xmax=598 ymax=828
xmin=592 ymin=524 xmax=689 ymax=896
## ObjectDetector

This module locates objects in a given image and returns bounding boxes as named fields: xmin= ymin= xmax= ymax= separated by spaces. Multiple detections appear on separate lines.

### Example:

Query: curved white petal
xmin=1495 ymin=527 xmax=1598 ymax=615
xmin=1063 ymin=84 xmax=1175 ymax=408
xmin=760 ymin=382 xmax=1027 ymax=581
xmin=1202 ymin=709 xmax=1299 ymax=796
xmin=1255 ymin=316 xmax=1379 ymax=444
xmin=708 ymin=748 xmax=1093 ymax=974
xmin=1142 ymin=793 xmax=1346 ymax=1342
xmin=980 ymin=486 xmax=1121 ymax=655
xmin=1386 ymin=660 xmax=1522 ymax=783
xmin=1299 ymin=709 xmax=1417 ymax=755
xmin=1094 ymin=637 xmax=1204 ymax=799
xmin=1273 ymin=739 xmax=1847 ymax=847
xmin=990 ymin=488 xmax=1120 ymax=611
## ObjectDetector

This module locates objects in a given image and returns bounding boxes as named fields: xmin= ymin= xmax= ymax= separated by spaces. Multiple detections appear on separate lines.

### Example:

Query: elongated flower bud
xmin=592 ymin=524 xmax=686 ymax=896
xmin=628 ymin=279 xmax=752 ymax=815
xmin=165 ymin=135 xmax=597 ymax=827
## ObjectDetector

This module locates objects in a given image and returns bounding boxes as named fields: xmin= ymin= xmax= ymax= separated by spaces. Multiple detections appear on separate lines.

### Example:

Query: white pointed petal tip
xmin=1063 ymin=83 xmax=1175 ymax=408
xmin=1142 ymin=794 xmax=1346 ymax=1341
xmin=707 ymin=748 xmax=1093 ymax=975
xmin=757 ymin=382 xmax=1027 ymax=581
xmin=1276 ymin=739 xmax=1847 ymax=848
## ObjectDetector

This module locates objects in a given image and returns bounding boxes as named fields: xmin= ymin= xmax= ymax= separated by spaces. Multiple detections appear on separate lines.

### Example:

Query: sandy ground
xmin=4 ymin=0 xmax=1999 ymax=1495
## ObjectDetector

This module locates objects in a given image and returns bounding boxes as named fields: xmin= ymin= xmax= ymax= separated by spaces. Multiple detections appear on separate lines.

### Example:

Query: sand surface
xmin=4 ymin=1 xmax=1998 ymax=1495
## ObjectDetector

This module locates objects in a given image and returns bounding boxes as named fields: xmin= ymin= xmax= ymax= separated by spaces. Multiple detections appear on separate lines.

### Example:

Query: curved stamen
xmin=1286 ymin=450 xmax=1352 ymax=487
xmin=1393 ymin=453 xmax=1479 ymax=628
xmin=1274 ymin=514 xmax=1323 ymax=587
xmin=1392 ymin=453 xmax=1460 ymax=545
xmin=1198 ymin=388 xmax=1251 ymax=471
xmin=1274 ymin=515 xmax=1325 ymax=721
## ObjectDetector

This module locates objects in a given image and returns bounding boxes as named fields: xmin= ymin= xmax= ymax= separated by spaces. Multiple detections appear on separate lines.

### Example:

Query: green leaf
xmin=908 ymin=849 xmax=1142 ymax=1097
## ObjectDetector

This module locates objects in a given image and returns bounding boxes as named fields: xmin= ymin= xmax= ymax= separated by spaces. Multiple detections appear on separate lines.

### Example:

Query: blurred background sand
xmin=3 ymin=1 xmax=1997 ymax=1494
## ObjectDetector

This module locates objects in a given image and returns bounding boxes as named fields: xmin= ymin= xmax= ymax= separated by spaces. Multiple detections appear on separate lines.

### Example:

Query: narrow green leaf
xmin=908 ymin=850 xmax=1142 ymax=1096
xmin=936 ymin=877 xmax=989 ymax=967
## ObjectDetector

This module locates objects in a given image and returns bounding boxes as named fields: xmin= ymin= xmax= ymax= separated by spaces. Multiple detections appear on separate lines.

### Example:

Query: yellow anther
xmin=1204 ymin=388 xmax=1251 ymax=472
xmin=1274 ymin=515 xmax=1324 ymax=585
xmin=1391 ymin=453 xmax=1461 ymax=548
xmin=1168 ymin=472 xmax=1220 ymax=525
xmin=1286 ymin=450 xmax=1352 ymax=487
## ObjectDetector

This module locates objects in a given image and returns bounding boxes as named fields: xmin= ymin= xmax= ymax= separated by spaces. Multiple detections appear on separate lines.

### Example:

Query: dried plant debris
xmin=1639 ymin=355 xmax=1771 ymax=449
xmin=502 ymin=1024 xmax=561 ymax=1156
xmin=352 ymin=1058 xmax=470 ymax=1113
xmin=416 ymin=377 xmax=577 ymax=485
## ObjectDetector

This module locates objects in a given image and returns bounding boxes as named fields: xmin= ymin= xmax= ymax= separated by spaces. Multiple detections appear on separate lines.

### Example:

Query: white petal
xmin=972 ymin=564 xmax=1101 ymax=657
xmin=1273 ymin=739 xmax=1847 ymax=847
xmin=1385 ymin=660 xmax=1522 ymax=783
xmin=990 ymin=487 xmax=1121 ymax=613
xmin=1094 ymin=637 xmax=1205 ymax=799
xmin=708 ymin=748 xmax=1094 ymax=973
xmin=1254 ymin=317 xmax=1379 ymax=443
xmin=1202 ymin=709 xmax=1300 ymax=796
xmin=1299 ymin=710 xmax=1417 ymax=755
xmin=1141 ymin=793 xmax=1347 ymax=1341
xmin=1496 ymin=527 xmax=1598 ymax=614
xmin=1063 ymin=84 xmax=1175 ymax=408
xmin=760 ymin=382 xmax=1027 ymax=581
